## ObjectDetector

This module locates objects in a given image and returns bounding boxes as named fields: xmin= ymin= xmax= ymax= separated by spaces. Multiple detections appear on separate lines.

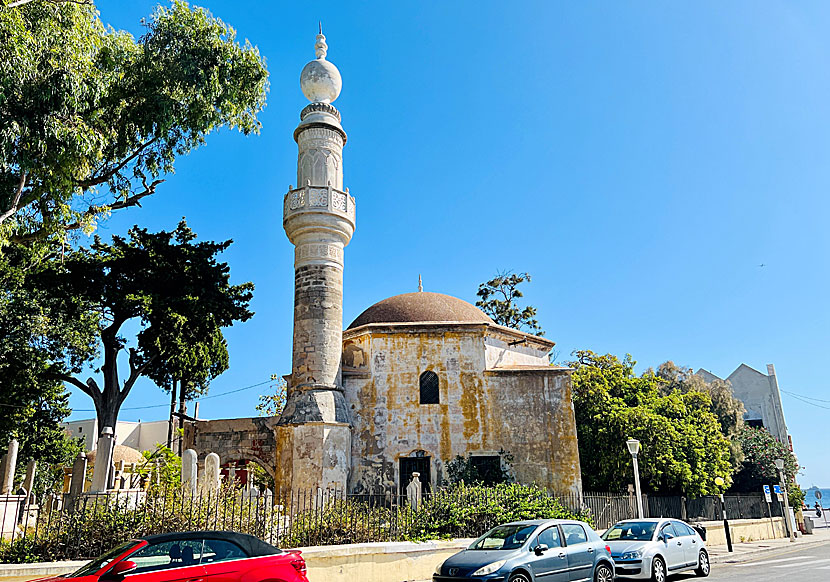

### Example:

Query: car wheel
xmin=508 ymin=571 xmax=531 ymax=582
xmin=651 ymin=556 xmax=666 ymax=582
xmin=594 ymin=562 xmax=614 ymax=582
xmin=695 ymin=549 xmax=710 ymax=577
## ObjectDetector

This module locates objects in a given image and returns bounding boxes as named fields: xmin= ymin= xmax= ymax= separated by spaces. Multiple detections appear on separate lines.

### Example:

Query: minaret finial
xmin=315 ymin=26 xmax=328 ymax=60
xmin=319 ymin=21 xmax=322 ymax=35
xmin=418 ymin=274 xmax=423 ymax=292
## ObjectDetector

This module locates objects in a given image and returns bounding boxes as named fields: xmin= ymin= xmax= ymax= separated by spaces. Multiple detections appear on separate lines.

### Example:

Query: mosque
xmin=185 ymin=31 xmax=583 ymax=496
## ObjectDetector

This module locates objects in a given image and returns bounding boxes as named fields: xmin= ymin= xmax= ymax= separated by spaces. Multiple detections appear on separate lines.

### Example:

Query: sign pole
xmin=764 ymin=485 xmax=774 ymax=538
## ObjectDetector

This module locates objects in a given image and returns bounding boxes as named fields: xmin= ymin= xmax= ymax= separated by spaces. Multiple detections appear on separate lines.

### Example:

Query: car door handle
xmin=188 ymin=578 xmax=205 ymax=582
xmin=692 ymin=539 xmax=697 ymax=544
xmin=558 ymin=552 xmax=566 ymax=559
xmin=676 ymin=541 xmax=682 ymax=546
xmin=587 ymin=547 xmax=594 ymax=553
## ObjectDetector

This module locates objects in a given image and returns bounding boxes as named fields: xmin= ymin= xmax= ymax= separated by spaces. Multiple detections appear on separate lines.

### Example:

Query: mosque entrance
xmin=400 ymin=456 xmax=431 ymax=496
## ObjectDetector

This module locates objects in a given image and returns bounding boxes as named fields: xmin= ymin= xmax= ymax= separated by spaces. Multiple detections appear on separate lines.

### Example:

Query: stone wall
xmin=183 ymin=417 xmax=277 ymax=481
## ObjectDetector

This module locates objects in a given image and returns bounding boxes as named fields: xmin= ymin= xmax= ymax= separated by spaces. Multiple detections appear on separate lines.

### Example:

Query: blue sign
xmin=763 ymin=485 xmax=771 ymax=494
xmin=773 ymin=484 xmax=783 ymax=494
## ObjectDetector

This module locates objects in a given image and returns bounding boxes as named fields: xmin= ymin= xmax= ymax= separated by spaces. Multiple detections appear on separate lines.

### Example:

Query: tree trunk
xmin=178 ymin=379 xmax=186 ymax=456
xmin=166 ymin=379 xmax=177 ymax=449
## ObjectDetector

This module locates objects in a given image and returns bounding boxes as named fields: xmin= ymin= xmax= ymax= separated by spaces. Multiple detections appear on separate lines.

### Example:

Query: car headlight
xmin=472 ymin=559 xmax=507 ymax=576
xmin=621 ymin=550 xmax=643 ymax=560
xmin=434 ymin=561 xmax=444 ymax=575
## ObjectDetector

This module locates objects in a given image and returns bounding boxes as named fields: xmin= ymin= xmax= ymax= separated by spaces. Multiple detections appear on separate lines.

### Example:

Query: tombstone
xmin=68 ymin=452 xmax=87 ymax=498
xmin=406 ymin=472 xmax=422 ymax=510
xmin=90 ymin=427 xmax=115 ymax=492
xmin=182 ymin=449 xmax=198 ymax=495
xmin=204 ymin=453 xmax=221 ymax=492
xmin=22 ymin=460 xmax=36 ymax=502
xmin=1 ymin=439 xmax=19 ymax=495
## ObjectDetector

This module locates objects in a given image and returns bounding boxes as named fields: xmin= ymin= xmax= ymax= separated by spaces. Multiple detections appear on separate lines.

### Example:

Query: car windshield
xmin=602 ymin=522 xmax=657 ymax=541
xmin=469 ymin=524 xmax=538 ymax=550
xmin=69 ymin=541 xmax=136 ymax=578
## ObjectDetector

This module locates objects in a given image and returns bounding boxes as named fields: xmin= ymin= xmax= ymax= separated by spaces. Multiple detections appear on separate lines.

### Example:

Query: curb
xmin=709 ymin=535 xmax=830 ymax=565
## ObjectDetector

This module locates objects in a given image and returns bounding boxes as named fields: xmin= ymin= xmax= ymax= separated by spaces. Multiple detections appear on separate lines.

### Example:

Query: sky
xmin=67 ymin=1 xmax=830 ymax=487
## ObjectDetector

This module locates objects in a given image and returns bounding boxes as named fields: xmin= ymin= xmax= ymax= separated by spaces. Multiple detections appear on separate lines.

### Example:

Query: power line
xmin=782 ymin=391 xmax=830 ymax=411
xmin=781 ymin=389 xmax=830 ymax=404
xmin=0 ymin=377 xmax=274 ymax=413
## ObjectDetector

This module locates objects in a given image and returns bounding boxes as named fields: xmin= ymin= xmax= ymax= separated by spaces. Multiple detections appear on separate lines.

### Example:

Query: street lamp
xmin=714 ymin=476 xmax=733 ymax=552
xmin=626 ymin=438 xmax=644 ymax=519
xmin=774 ymin=458 xmax=796 ymax=542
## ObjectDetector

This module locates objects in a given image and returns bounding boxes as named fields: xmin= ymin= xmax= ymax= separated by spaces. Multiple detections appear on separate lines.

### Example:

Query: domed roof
xmin=348 ymin=292 xmax=494 ymax=329
xmin=86 ymin=444 xmax=144 ymax=466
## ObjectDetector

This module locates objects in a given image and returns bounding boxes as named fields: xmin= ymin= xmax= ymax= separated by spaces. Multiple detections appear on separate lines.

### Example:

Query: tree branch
xmin=76 ymin=137 xmax=160 ymax=189
xmin=0 ymin=173 xmax=27 ymax=225
xmin=120 ymin=350 xmax=157 ymax=405
xmin=6 ymin=0 xmax=93 ymax=8
xmin=53 ymin=372 xmax=99 ymax=398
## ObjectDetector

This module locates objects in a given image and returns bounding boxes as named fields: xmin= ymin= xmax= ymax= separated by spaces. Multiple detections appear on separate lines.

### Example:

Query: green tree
xmin=256 ymin=375 xmax=287 ymax=417
xmin=654 ymin=361 xmax=746 ymax=466
xmin=571 ymin=350 xmax=733 ymax=495
xmin=30 ymin=220 xmax=253 ymax=436
xmin=732 ymin=425 xmax=802 ymax=505
xmin=0 ymin=0 xmax=268 ymax=245
xmin=476 ymin=270 xmax=543 ymax=335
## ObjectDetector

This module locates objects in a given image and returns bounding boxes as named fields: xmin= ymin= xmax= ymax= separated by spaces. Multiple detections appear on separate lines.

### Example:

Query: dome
xmin=348 ymin=292 xmax=494 ymax=329
xmin=86 ymin=445 xmax=145 ymax=467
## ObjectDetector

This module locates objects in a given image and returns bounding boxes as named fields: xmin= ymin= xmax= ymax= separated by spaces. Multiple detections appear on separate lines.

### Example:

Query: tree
xmin=570 ymin=350 xmax=733 ymax=495
xmin=732 ymin=425 xmax=803 ymax=505
xmin=654 ymin=361 xmax=746 ymax=466
xmin=30 ymin=220 xmax=253 ymax=435
xmin=0 ymin=0 xmax=268 ymax=245
xmin=476 ymin=271 xmax=543 ymax=335
xmin=256 ymin=375 xmax=287 ymax=417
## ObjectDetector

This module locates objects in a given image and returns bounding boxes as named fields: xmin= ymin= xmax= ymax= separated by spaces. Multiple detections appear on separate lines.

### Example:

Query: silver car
xmin=601 ymin=518 xmax=710 ymax=581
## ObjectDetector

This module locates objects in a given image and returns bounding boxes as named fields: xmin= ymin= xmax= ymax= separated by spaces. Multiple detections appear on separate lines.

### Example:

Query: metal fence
xmin=0 ymin=485 xmax=786 ymax=562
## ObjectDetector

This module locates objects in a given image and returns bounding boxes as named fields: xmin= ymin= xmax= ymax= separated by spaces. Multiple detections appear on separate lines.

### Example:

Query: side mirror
xmin=534 ymin=544 xmax=549 ymax=555
xmin=656 ymin=534 xmax=664 ymax=542
xmin=106 ymin=561 xmax=137 ymax=578
xmin=663 ymin=532 xmax=674 ymax=542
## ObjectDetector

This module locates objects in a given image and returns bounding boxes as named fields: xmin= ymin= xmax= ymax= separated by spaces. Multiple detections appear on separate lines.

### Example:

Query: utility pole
xmin=775 ymin=458 xmax=796 ymax=542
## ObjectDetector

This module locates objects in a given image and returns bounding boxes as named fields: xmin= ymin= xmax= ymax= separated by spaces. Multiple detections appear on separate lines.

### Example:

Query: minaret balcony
xmin=284 ymin=184 xmax=355 ymax=219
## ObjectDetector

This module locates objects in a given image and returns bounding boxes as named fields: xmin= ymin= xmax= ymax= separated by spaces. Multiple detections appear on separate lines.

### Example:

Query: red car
xmin=37 ymin=531 xmax=307 ymax=582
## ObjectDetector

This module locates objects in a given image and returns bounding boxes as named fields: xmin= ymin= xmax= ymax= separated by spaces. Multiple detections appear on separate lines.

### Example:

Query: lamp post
xmin=775 ymin=458 xmax=796 ymax=542
xmin=715 ymin=476 xmax=733 ymax=552
xmin=626 ymin=438 xmax=644 ymax=519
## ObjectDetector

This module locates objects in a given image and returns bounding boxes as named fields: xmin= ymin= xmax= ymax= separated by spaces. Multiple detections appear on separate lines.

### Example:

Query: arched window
xmin=419 ymin=370 xmax=439 ymax=404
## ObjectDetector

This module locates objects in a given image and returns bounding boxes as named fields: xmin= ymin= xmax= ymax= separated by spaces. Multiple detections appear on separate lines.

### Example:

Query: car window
xmin=561 ymin=524 xmax=588 ymax=546
xmin=534 ymin=527 xmax=562 ymax=549
xmin=660 ymin=523 xmax=678 ymax=538
xmin=673 ymin=521 xmax=695 ymax=536
xmin=602 ymin=522 xmax=656 ymax=541
xmin=202 ymin=539 xmax=248 ymax=563
xmin=470 ymin=524 xmax=537 ymax=550
xmin=69 ymin=542 xmax=135 ymax=578
xmin=130 ymin=540 xmax=203 ymax=574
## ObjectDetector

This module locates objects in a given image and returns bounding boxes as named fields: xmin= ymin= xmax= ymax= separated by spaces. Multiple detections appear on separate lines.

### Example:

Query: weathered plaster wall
xmin=483 ymin=333 xmax=551 ymax=369
xmin=343 ymin=325 xmax=582 ymax=496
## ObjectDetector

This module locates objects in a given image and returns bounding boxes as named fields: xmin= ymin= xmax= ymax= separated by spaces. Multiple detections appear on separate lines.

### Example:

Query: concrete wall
xmin=63 ymin=420 xmax=169 ymax=454
xmin=184 ymin=417 xmax=278 ymax=483
xmin=701 ymin=517 xmax=787 ymax=545
xmin=343 ymin=324 xmax=582 ymax=496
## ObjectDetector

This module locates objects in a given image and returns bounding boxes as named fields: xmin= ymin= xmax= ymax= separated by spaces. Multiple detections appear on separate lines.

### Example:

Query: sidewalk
xmin=708 ymin=524 xmax=830 ymax=564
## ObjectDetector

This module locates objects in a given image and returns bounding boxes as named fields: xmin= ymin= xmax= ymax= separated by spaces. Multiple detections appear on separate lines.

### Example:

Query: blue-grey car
xmin=433 ymin=519 xmax=615 ymax=582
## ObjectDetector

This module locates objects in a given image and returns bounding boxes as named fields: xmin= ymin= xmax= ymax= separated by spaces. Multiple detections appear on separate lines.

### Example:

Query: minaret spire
xmin=418 ymin=274 xmax=423 ymax=292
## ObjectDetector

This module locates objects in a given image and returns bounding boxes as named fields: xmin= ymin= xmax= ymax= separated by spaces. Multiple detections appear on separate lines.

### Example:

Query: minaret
xmin=276 ymin=29 xmax=354 ymax=492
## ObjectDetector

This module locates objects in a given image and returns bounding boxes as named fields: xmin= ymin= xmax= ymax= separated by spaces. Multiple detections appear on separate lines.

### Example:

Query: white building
xmin=697 ymin=363 xmax=790 ymax=448
xmin=63 ymin=419 xmax=169 ymax=453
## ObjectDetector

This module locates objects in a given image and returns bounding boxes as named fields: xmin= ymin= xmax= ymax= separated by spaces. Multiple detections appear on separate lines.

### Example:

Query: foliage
xmin=444 ymin=451 xmax=514 ymax=486
xmin=29 ymin=220 xmax=253 ymax=433
xmin=732 ymin=425 xmax=801 ymax=504
xmin=654 ymin=361 xmax=745 ymax=466
xmin=139 ymin=444 xmax=182 ymax=487
xmin=0 ymin=0 xmax=268 ymax=246
xmin=255 ymin=375 xmax=287 ymax=417
xmin=476 ymin=271 xmax=543 ymax=336
xmin=570 ymin=350 xmax=733 ymax=496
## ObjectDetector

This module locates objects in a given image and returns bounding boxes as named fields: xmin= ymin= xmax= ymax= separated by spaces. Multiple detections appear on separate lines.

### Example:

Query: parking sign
xmin=763 ymin=485 xmax=772 ymax=503
xmin=773 ymin=484 xmax=782 ymax=494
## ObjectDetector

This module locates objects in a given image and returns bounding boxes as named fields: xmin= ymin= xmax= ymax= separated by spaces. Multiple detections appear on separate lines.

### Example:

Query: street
xmin=667 ymin=540 xmax=830 ymax=582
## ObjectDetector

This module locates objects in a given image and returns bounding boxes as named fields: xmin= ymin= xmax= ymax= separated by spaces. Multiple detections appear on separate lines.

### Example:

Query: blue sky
xmin=70 ymin=1 xmax=830 ymax=487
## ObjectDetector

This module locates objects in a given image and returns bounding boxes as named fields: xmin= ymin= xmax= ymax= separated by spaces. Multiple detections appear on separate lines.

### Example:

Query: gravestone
xmin=90 ymin=427 xmax=114 ymax=492
xmin=1 ymin=440 xmax=19 ymax=495
xmin=69 ymin=452 xmax=87 ymax=498
xmin=23 ymin=460 xmax=36 ymax=502
xmin=406 ymin=472 xmax=422 ymax=510
xmin=204 ymin=453 xmax=221 ymax=491
xmin=182 ymin=449 xmax=198 ymax=495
